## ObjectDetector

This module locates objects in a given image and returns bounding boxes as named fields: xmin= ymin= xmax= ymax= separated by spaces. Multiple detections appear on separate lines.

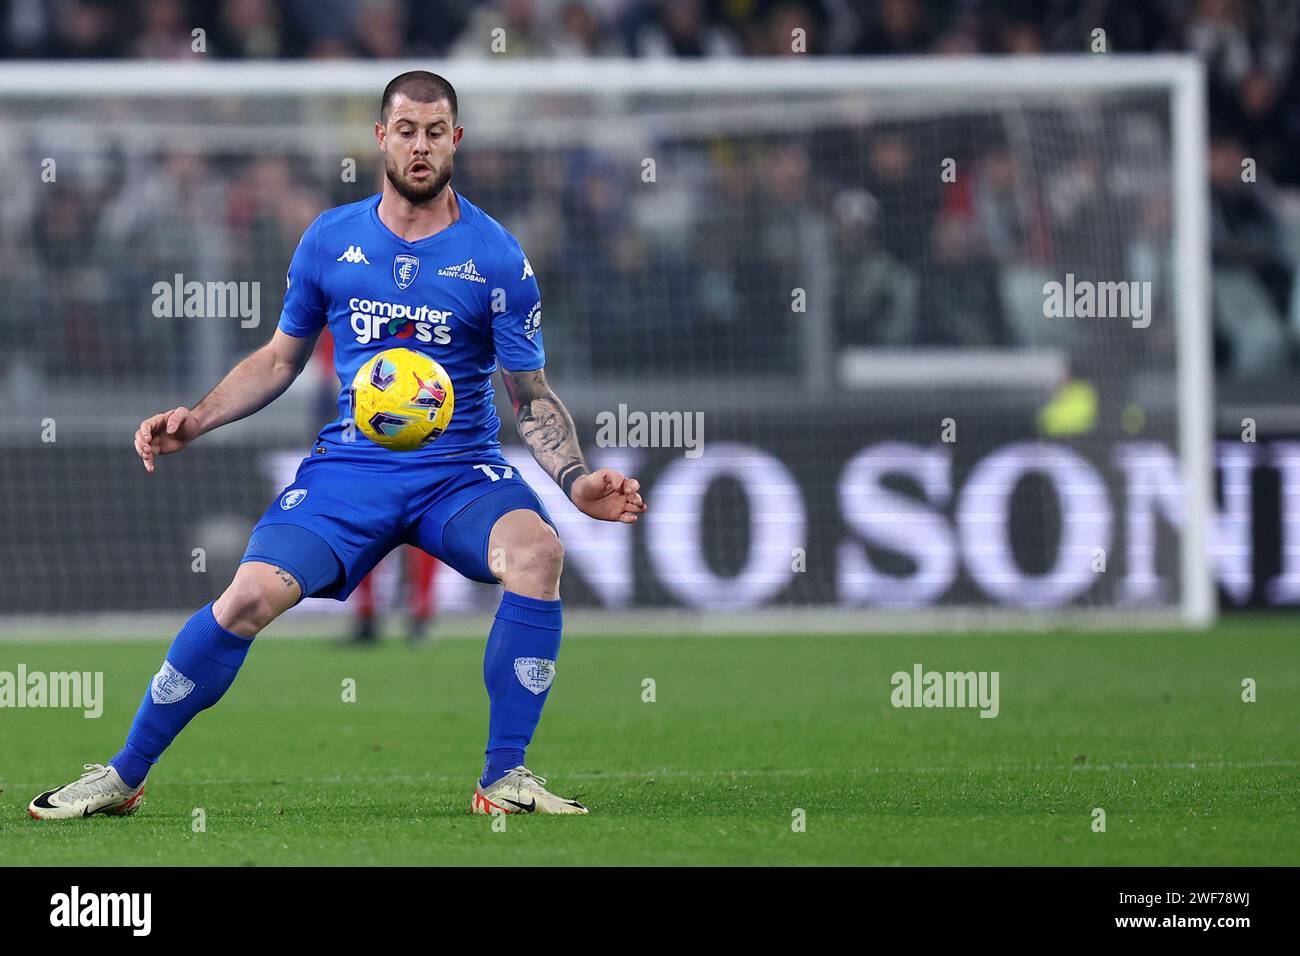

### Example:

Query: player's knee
xmin=214 ymin=573 xmax=292 ymax=637
xmin=504 ymin=524 xmax=564 ymax=588
xmin=533 ymin=533 xmax=564 ymax=582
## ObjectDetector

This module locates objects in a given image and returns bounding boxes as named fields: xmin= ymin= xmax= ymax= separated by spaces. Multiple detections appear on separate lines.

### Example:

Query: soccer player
xmin=28 ymin=71 xmax=645 ymax=819
xmin=352 ymin=546 xmax=440 ymax=643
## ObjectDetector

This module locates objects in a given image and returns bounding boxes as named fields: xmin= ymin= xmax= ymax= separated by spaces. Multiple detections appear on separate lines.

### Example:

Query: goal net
xmin=0 ymin=58 xmax=1213 ymax=630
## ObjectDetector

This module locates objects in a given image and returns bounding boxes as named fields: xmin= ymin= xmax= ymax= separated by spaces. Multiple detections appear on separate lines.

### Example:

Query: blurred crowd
xmin=2 ymin=0 xmax=1300 ymax=378
xmin=2 ymin=103 xmax=1186 ymax=388
xmin=6 ymin=0 xmax=1300 ymax=183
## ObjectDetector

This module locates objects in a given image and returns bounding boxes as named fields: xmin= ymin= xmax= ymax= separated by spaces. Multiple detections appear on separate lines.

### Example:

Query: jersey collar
xmin=369 ymin=190 xmax=469 ymax=247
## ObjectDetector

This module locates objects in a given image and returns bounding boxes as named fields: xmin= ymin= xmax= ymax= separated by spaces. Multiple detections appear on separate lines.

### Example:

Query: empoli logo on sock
xmin=513 ymin=657 xmax=556 ymax=695
xmin=151 ymin=662 xmax=195 ymax=705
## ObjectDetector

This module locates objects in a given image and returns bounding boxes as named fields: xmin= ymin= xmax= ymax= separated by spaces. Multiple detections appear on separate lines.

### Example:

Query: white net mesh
xmin=0 ymin=61 xmax=1209 ymax=622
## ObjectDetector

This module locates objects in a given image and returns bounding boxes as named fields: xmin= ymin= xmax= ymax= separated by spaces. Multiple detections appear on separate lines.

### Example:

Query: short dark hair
xmin=381 ymin=71 xmax=458 ymax=124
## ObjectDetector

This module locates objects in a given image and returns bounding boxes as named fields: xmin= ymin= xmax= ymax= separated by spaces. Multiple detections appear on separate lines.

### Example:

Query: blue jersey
xmin=279 ymin=190 xmax=544 ymax=460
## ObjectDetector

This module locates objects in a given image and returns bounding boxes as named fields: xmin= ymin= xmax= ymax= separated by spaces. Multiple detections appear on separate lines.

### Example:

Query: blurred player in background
xmin=29 ymin=70 xmax=645 ymax=820
xmin=352 ymin=546 xmax=439 ymax=643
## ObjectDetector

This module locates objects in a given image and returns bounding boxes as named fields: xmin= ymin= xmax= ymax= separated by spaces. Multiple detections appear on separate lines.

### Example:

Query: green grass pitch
xmin=1 ymin=616 xmax=1296 ymax=866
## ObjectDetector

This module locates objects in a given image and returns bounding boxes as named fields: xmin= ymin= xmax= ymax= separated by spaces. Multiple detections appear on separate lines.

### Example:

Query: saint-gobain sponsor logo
xmin=50 ymin=886 xmax=152 ymax=936
xmin=438 ymin=258 xmax=488 ymax=283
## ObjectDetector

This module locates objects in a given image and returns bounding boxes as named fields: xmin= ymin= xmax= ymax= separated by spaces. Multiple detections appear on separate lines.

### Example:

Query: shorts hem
xmin=241 ymin=521 xmax=349 ymax=600
xmin=438 ymin=482 xmax=556 ymax=585
xmin=239 ymin=553 xmax=309 ymax=599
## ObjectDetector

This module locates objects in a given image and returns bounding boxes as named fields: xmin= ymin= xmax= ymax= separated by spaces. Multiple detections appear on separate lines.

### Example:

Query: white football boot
xmin=471 ymin=766 xmax=588 ymax=815
xmin=28 ymin=763 xmax=145 ymax=820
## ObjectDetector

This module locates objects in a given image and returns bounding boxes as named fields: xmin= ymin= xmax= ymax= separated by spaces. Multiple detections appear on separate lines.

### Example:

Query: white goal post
xmin=0 ymin=56 xmax=1214 ymax=630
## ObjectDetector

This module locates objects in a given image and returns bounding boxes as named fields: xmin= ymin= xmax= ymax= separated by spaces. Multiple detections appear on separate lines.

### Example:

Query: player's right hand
xmin=134 ymin=406 xmax=199 ymax=473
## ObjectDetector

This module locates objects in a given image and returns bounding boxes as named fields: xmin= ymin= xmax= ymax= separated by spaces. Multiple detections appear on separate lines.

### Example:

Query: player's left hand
xmin=571 ymin=468 xmax=647 ymax=523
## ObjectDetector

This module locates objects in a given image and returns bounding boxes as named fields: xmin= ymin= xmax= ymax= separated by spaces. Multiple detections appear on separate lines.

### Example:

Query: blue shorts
xmin=241 ymin=444 xmax=554 ymax=600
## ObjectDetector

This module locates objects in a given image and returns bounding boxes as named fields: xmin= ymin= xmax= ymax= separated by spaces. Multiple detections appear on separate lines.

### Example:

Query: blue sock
xmin=109 ymin=603 xmax=254 ymax=788
xmin=480 ymin=592 xmax=562 ymax=788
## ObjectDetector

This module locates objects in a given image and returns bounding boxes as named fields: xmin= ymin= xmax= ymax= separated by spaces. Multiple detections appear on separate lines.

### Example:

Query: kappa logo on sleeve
xmin=513 ymin=657 xmax=556 ymax=695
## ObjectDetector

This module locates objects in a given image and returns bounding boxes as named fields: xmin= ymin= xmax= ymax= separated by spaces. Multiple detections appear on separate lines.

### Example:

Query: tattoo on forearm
xmin=504 ymin=368 xmax=589 ymax=496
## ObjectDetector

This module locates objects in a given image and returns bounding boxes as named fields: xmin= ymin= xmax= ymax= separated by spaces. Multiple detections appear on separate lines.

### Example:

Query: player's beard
xmin=385 ymin=153 xmax=453 ymax=205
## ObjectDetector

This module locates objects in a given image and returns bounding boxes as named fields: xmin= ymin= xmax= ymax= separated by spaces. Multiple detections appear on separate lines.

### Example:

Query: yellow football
xmin=349 ymin=348 xmax=455 ymax=451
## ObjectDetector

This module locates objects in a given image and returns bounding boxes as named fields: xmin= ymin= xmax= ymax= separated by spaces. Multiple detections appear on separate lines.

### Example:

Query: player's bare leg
xmin=490 ymin=508 xmax=564 ymax=600
xmin=28 ymin=563 xmax=300 ymax=819
xmin=213 ymin=561 xmax=304 ymax=636
xmin=471 ymin=508 xmax=587 ymax=814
